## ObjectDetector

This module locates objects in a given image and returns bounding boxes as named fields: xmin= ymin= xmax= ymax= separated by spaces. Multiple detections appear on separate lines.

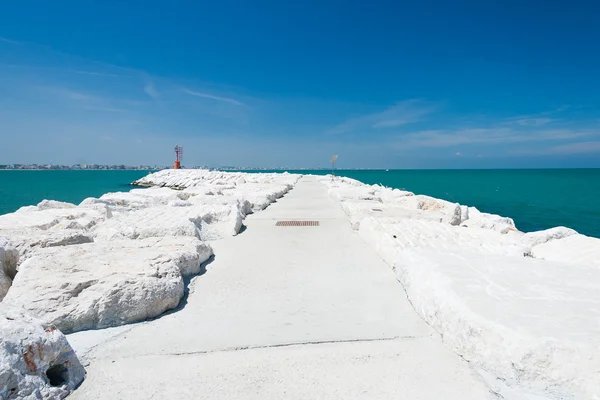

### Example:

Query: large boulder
xmin=0 ymin=305 xmax=85 ymax=399
xmin=358 ymin=216 xmax=525 ymax=267
xmin=531 ymin=234 xmax=600 ymax=267
xmin=0 ymin=203 xmax=110 ymax=263
xmin=519 ymin=226 xmax=578 ymax=249
xmin=393 ymin=249 xmax=600 ymax=399
xmin=0 ymin=238 xmax=19 ymax=301
xmin=461 ymin=207 xmax=517 ymax=233
xmin=92 ymin=203 xmax=245 ymax=242
xmin=133 ymin=169 xmax=300 ymax=192
xmin=3 ymin=237 xmax=212 ymax=333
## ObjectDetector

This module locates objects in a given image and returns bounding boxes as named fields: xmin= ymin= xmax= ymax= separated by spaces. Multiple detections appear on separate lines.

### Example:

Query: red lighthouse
xmin=174 ymin=145 xmax=183 ymax=169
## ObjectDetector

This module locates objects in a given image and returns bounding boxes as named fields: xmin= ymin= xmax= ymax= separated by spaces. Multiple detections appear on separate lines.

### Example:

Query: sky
xmin=1 ymin=0 xmax=600 ymax=169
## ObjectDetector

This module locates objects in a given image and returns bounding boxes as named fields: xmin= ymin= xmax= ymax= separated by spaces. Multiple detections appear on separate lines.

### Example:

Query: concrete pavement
xmin=68 ymin=176 xmax=496 ymax=399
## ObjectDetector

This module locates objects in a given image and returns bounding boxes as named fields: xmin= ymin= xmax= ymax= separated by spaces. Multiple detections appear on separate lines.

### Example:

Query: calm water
xmin=1 ymin=169 xmax=598 ymax=238
xmin=0 ymin=170 xmax=152 ymax=215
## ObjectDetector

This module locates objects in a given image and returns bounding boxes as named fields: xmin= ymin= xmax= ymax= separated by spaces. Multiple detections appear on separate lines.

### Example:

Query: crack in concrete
xmin=140 ymin=335 xmax=421 ymax=358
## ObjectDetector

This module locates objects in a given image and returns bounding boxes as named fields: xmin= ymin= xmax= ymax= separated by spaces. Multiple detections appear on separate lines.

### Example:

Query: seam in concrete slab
xmin=143 ymin=335 xmax=423 ymax=358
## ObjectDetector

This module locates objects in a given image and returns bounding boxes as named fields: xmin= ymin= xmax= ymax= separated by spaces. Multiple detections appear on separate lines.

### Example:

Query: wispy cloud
xmin=37 ymin=86 xmax=131 ymax=114
xmin=0 ymin=36 xmax=22 ymax=45
xmin=513 ymin=141 xmax=600 ymax=155
xmin=74 ymin=70 xmax=122 ymax=78
xmin=83 ymin=106 xmax=126 ymax=113
xmin=392 ymin=127 xmax=596 ymax=149
xmin=181 ymin=88 xmax=246 ymax=107
xmin=329 ymin=99 xmax=436 ymax=134
xmin=504 ymin=106 xmax=570 ymax=126
xmin=513 ymin=118 xmax=555 ymax=126
xmin=144 ymin=82 xmax=160 ymax=99
xmin=39 ymin=86 xmax=99 ymax=101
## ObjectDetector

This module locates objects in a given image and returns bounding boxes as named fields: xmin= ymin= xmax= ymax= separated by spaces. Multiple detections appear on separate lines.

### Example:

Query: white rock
xmin=36 ymin=200 xmax=77 ymax=210
xmin=133 ymin=169 xmax=300 ymax=193
xmin=0 ymin=272 xmax=10 ymax=302
xmin=459 ymin=205 xmax=469 ymax=224
xmin=0 ymin=238 xmax=19 ymax=301
xmin=92 ymin=202 xmax=244 ymax=242
xmin=532 ymin=234 xmax=600 ymax=267
xmin=0 ymin=206 xmax=109 ymax=263
xmin=358 ymin=216 xmax=524 ymax=267
xmin=3 ymin=237 xmax=212 ymax=333
xmin=0 ymin=238 xmax=19 ymax=281
xmin=130 ymin=170 xmax=299 ymax=214
xmin=0 ymin=304 xmax=85 ymax=399
xmin=339 ymin=200 xmax=443 ymax=231
xmin=519 ymin=226 xmax=578 ymax=249
xmin=462 ymin=207 xmax=517 ymax=233
xmin=394 ymin=248 xmax=600 ymax=399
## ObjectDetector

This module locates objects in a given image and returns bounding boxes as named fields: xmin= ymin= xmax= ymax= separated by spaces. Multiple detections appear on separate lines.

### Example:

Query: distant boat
xmin=386 ymin=169 xmax=389 ymax=172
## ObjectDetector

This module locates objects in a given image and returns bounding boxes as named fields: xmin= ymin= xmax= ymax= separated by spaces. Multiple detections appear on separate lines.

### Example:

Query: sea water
xmin=242 ymin=169 xmax=600 ymax=238
xmin=1 ymin=169 xmax=598 ymax=238
xmin=0 ymin=170 xmax=151 ymax=215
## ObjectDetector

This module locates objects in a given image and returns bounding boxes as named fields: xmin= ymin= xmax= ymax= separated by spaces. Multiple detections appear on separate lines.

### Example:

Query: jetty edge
xmin=0 ymin=169 xmax=598 ymax=399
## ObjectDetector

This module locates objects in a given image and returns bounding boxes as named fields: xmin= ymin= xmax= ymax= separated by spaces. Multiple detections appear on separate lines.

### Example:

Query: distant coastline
xmin=3 ymin=165 xmax=599 ymax=171
xmin=0 ymin=164 xmax=165 ymax=171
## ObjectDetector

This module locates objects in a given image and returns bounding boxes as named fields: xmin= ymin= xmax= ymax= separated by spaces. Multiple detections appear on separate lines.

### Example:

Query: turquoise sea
xmin=1 ymin=169 xmax=599 ymax=238
xmin=0 ymin=170 xmax=152 ymax=215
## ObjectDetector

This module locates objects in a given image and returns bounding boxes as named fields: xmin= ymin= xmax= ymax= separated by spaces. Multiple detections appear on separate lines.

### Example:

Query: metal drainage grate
xmin=275 ymin=220 xmax=320 ymax=227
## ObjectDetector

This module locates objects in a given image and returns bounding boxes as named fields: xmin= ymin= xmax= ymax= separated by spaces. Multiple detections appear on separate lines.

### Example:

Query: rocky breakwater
xmin=319 ymin=175 xmax=600 ymax=400
xmin=0 ymin=170 xmax=300 ymax=398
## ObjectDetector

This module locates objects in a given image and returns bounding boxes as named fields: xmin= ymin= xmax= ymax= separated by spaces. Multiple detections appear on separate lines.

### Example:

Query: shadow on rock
xmin=150 ymin=254 xmax=216 ymax=320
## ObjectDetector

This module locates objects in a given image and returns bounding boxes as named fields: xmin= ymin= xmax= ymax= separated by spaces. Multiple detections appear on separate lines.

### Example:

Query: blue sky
xmin=1 ymin=0 xmax=600 ymax=168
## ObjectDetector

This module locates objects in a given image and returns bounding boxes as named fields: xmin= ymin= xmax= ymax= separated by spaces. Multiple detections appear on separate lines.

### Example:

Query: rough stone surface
xmin=394 ymin=249 xmax=600 ymax=400
xmin=0 ymin=203 xmax=109 ymax=263
xmin=0 ymin=238 xmax=19 ymax=301
xmin=92 ymin=203 xmax=245 ymax=242
xmin=319 ymin=174 xmax=600 ymax=399
xmin=3 ymin=237 xmax=212 ymax=333
xmin=0 ymin=304 xmax=85 ymax=399
xmin=532 ymin=233 xmax=600 ymax=267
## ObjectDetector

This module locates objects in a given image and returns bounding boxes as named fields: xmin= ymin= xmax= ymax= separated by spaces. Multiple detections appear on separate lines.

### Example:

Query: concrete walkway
xmin=68 ymin=176 xmax=495 ymax=399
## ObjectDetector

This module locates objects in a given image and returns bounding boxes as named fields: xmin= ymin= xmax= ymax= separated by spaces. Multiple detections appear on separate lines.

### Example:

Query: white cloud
xmin=504 ymin=106 xmax=570 ymax=126
xmin=455 ymin=152 xmax=462 ymax=156
xmin=144 ymin=82 xmax=159 ymax=99
xmin=39 ymin=86 xmax=99 ymax=101
xmin=513 ymin=141 xmax=600 ymax=155
xmin=83 ymin=106 xmax=126 ymax=113
xmin=0 ymin=36 xmax=22 ymax=45
xmin=181 ymin=88 xmax=246 ymax=107
xmin=74 ymin=70 xmax=122 ymax=78
xmin=329 ymin=99 xmax=436 ymax=134
xmin=392 ymin=128 xmax=596 ymax=149
xmin=513 ymin=118 xmax=555 ymax=126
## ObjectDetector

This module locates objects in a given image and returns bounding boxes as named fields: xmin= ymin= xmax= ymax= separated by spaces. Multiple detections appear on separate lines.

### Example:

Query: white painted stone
xmin=0 ymin=304 xmax=85 ymax=399
xmin=3 ymin=237 xmax=212 ymax=333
